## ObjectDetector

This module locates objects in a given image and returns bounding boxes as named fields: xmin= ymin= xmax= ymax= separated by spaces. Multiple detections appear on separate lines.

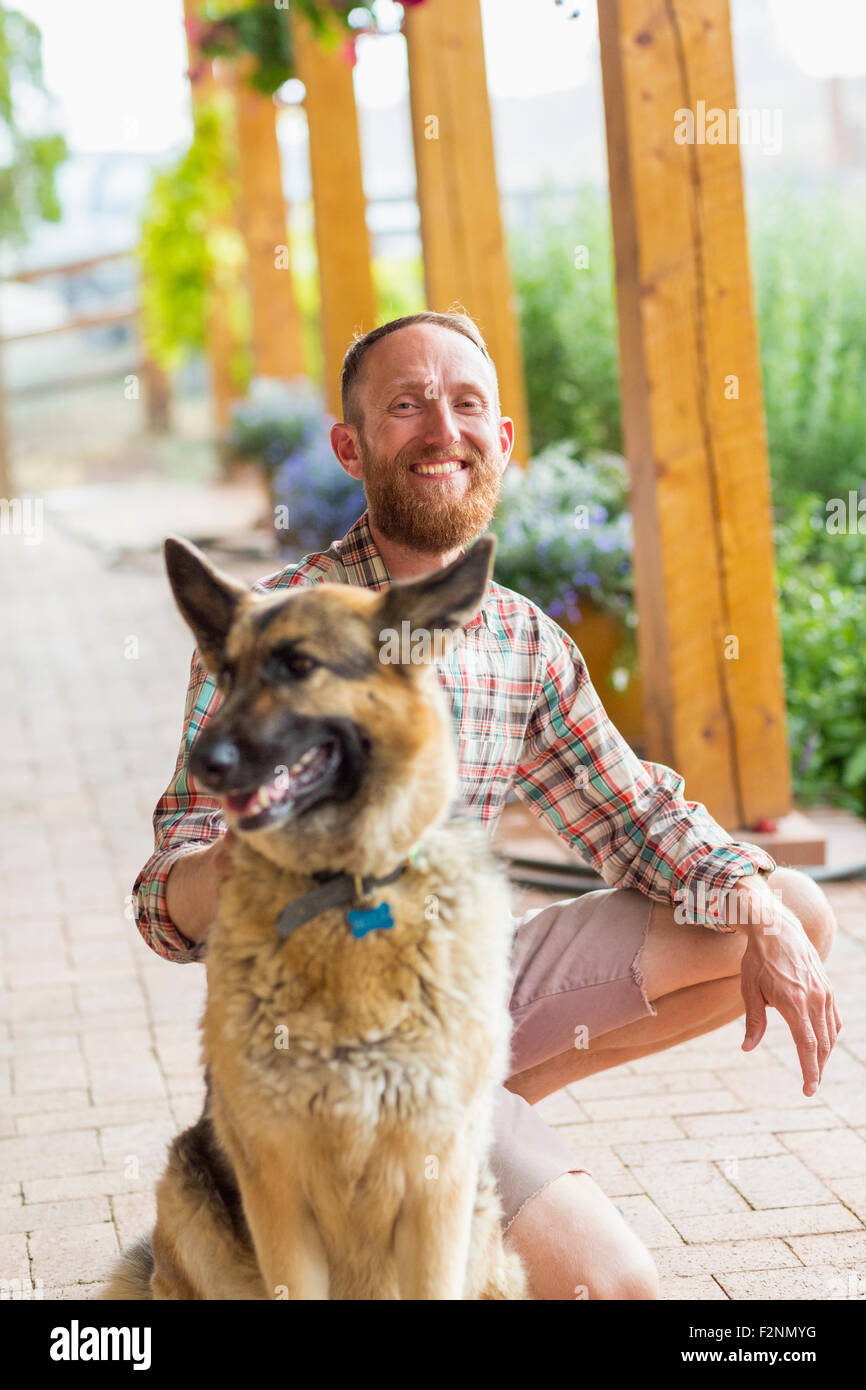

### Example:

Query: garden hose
xmin=503 ymin=850 xmax=866 ymax=896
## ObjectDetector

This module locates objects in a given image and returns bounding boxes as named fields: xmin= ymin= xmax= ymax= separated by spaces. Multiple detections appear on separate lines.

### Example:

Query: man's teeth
xmin=411 ymin=461 xmax=466 ymax=475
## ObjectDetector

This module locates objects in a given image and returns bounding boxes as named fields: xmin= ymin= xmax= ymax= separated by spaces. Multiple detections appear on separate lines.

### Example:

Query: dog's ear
xmin=374 ymin=534 xmax=496 ymax=663
xmin=164 ymin=536 xmax=250 ymax=673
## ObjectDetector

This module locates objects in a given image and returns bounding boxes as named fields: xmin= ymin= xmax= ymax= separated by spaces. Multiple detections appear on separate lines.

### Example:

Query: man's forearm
xmin=165 ymin=840 xmax=223 ymax=945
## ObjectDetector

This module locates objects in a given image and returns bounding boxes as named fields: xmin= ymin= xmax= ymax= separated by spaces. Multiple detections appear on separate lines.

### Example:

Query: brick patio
xmin=2 ymin=493 xmax=866 ymax=1301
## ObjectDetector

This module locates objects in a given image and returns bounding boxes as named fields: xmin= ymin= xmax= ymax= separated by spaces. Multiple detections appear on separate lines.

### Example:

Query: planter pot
xmin=560 ymin=599 xmax=644 ymax=743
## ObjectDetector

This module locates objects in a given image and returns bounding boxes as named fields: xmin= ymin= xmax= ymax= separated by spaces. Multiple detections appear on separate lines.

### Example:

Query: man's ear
xmin=374 ymin=534 xmax=496 ymax=663
xmin=164 ymin=536 xmax=250 ymax=673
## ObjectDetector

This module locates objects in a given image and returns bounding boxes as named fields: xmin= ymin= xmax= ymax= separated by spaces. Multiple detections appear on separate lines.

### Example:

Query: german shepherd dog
xmin=103 ymin=532 xmax=530 ymax=1300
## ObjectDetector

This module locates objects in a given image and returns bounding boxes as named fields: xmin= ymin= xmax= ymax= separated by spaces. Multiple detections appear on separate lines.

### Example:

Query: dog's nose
xmin=194 ymin=738 xmax=241 ymax=788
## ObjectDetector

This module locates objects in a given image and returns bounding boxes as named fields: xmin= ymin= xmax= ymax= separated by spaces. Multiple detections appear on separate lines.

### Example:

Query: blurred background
xmin=1 ymin=0 xmax=865 ymax=822
xmin=3 ymin=0 xmax=866 ymax=1303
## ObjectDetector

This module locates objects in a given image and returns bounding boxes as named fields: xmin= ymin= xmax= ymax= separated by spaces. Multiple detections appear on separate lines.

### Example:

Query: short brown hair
xmin=339 ymin=307 xmax=500 ymax=428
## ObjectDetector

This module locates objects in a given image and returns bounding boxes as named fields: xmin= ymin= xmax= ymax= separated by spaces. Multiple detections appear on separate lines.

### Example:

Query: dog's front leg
xmin=234 ymin=1161 xmax=330 ymax=1300
xmin=393 ymin=1143 xmax=478 ymax=1300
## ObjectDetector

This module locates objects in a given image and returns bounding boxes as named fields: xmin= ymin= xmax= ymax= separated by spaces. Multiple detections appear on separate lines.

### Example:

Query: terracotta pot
xmin=560 ymin=598 xmax=644 ymax=743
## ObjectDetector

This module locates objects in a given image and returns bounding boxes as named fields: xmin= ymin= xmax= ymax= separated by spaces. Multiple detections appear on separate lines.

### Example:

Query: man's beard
xmin=357 ymin=432 xmax=505 ymax=554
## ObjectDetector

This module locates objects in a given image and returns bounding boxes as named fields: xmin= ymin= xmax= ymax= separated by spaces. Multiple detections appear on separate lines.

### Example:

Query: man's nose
xmin=192 ymin=736 xmax=241 ymax=788
xmin=420 ymin=398 xmax=462 ymax=448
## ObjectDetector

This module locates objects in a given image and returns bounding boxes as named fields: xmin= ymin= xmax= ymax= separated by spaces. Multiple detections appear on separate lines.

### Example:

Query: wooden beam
xmin=8 ymin=249 xmax=134 ymax=282
xmin=598 ymin=0 xmax=791 ymax=828
xmin=232 ymin=61 xmax=305 ymax=381
xmin=183 ymin=0 xmax=243 ymax=432
xmin=290 ymin=14 xmax=376 ymax=417
xmin=404 ymin=0 xmax=530 ymax=465
xmin=0 ymin=308 xmax=136 ymax=344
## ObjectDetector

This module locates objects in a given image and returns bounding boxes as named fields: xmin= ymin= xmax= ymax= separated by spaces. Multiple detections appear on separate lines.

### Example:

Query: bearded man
xmin=133 ymin=310 xmax=839 ymax=1301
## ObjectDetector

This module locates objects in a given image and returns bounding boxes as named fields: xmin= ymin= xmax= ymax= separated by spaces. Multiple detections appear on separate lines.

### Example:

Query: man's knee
xmin=506 ymin=1172 xmax=660 ymax=1300
xmin=767 ymin=866 xmax=838 ymax=960
xmin=584 ymin=1245 xmax=660 ymax=1301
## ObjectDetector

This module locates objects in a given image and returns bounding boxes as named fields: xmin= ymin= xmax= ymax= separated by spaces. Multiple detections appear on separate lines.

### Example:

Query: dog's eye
xmin=266 ymin=645 xmax=317 ymax=681
xmin=218 ymin=663 xmax=235 ymax=692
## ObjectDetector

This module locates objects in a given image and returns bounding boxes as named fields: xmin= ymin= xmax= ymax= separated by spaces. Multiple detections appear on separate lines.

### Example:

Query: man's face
xmin=341 ymin=323 xmax=513 ymax=554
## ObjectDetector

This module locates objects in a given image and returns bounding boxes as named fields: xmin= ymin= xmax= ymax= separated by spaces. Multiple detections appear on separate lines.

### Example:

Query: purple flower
xmin=798 ymin=732 xmax=818 ymax=775
xmin=594 ymin=532 xmax=618 ymax=553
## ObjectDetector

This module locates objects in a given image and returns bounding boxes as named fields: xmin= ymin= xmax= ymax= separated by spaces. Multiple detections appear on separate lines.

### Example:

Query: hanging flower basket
xmin=188 ymin=1 xmax=430 ymax=96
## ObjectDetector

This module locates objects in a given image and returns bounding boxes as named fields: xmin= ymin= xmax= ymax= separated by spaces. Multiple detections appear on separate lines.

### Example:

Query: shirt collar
xmin=328 ymin=510 xmax=484 ymax=631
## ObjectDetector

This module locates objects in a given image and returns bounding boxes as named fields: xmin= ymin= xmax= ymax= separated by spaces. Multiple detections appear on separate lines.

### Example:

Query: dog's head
xmin=163 ymin=534 xmax=496 ymax=875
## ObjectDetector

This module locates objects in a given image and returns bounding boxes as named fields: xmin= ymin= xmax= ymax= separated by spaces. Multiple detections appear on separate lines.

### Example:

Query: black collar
xmin=274 ymin=859 xmax=409 ymax=942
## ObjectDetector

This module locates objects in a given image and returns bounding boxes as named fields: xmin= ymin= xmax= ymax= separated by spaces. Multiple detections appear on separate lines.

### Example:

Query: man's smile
xmin=408 ymin=459 xmax=471 ymax=478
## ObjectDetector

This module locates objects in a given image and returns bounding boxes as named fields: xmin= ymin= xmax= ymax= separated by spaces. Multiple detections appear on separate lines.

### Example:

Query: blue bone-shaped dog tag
xmin=347 ymin=900 xmax=395 ymax=939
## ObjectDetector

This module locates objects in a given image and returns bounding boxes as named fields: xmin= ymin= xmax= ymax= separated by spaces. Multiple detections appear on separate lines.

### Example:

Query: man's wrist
xmin=724 ymin=871 xmax=779 ymax=933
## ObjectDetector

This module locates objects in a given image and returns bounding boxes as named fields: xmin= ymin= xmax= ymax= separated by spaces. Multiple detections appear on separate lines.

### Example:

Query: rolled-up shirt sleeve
xmin=132 ymin=650 xmax=224 ymax=963
xmin=513 ymin=611 xmax=777 ymax=931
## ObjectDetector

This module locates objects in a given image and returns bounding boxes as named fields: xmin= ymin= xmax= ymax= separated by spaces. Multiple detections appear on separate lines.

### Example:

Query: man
xmin=134 ymin=309 xmax=840 ymax=1301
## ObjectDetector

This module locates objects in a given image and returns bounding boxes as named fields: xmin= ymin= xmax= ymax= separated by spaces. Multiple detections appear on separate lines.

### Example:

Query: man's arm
xmin=132 ymin=650 xmax=228 ymax=962
xmin=512 ymin=608 xmax=777 ymax=930
xmin=164 ymin=831 xmax=236 ymax=945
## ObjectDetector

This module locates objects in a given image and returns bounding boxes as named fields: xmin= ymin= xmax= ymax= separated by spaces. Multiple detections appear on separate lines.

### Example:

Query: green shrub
xmin=509 ymin=183 xmax=866 ymax=519
xmin=138 ymin=94 xmax=250 ymax=386
xmin=510 ymin=187 xmax=622 ymax=459
xmin=774 ymin=492 xmax=866 ymax=816
xmin=751 ymin=185 xmax=866 ymax=516
xmin=223 ymin=376 xmax=323 ymax=474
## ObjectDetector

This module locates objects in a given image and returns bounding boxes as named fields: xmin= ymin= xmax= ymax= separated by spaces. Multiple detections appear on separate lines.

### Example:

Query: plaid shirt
xmin=134 ymin=509 xmax=776 ymax=963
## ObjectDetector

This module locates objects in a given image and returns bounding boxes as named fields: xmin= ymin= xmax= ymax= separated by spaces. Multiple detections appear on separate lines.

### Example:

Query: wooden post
xmin=290 ymin=14 xmax=376 ymax=417
xmin=183 ymin=0 xmax=243 ymax=432
xmin=597 ymin=0 xmax=791 ymax=828
xmin=140 ymin=356 xmax=171 ymax=432
xmin=232 ymin=60 xmax=305 ymax=380
xmin=404 ymin=0 xmax=531 ymax=465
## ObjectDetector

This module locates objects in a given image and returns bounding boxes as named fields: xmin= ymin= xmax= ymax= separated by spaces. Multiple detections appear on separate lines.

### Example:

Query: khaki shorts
xmin=490 ymin=887 xmax=657 ymax=1232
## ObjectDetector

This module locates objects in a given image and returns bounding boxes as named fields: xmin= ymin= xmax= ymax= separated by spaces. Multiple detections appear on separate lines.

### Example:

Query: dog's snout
xmin=193 ymin=737 xmax=241 ymax=788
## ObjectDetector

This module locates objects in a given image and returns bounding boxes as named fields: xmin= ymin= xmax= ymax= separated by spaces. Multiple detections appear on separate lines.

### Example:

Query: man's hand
xmin=728 ymin=881 xmax=841 ymax=1096
xmin=165 ymin=830 xmax=238 ymax=946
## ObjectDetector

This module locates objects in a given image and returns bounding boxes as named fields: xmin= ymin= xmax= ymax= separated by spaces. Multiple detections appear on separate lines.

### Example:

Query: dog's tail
xmin=98 ymin=1234 xmax=155 ymax=1300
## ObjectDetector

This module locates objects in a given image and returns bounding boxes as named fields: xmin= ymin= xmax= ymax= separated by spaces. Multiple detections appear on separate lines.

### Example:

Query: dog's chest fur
xmin=201 ymin=818 xmax=516 ymax=1135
